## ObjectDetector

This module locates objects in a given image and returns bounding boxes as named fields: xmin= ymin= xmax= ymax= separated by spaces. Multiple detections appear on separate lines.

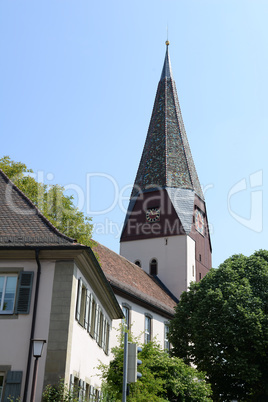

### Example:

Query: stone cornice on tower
xmin=131 ymin=43 xmax=204 ymax=201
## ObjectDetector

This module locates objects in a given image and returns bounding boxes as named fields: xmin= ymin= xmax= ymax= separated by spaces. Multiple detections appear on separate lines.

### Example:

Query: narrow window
xmin=164 ymin=324 xmax=170 ymax=351
xmin=134 ymin=260 xmax=141 ymax=267
xmin=0 ymin=275 xmax=17 ymax=314
xmin=145 ymin=315 xmax=152 ymax=344
xmin=0 ymin=373 xmax=4 ymax=400
xmin=73 ymin=377 xmax=79 ymax=399
xmin=85 ymin=383 xmax=90 ymax=400
xmin=98 ymin=310 xmax=104 ymax=347
xmin=122 ymin=305 xmax=130 ymax=330
xmin=199 ymin=254 xmax=202 ymax=262
xmin=199 ymin=272 xmax=202 ymax=280
xmin=150 ymin=259 xmax=158 ymax=276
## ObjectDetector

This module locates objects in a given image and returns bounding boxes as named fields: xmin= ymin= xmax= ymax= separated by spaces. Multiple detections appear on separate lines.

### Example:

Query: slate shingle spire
xmin=131 ymin=42 xmax=204 ymax=200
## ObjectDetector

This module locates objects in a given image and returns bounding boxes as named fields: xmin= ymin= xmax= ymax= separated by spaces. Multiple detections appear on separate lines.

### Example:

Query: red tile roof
xmin=93 ymin=242 xmax=177 ymax=317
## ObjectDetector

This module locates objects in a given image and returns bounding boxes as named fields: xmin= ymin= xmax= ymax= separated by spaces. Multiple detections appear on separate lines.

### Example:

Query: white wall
xmin=120 ymin=235 xmax=196 ymax=299
xmin=68 ymin=267 xmax=115 ymax=391
xmin=0 ymin=259 xmax=56 ymax=402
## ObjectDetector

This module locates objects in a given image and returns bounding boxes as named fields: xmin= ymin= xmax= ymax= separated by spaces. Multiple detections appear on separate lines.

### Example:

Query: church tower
xmin=120 ymin=42 xmax=212 ymax=299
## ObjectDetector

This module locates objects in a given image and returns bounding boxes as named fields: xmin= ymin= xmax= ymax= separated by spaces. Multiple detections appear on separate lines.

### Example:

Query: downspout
xmin=23 ymin=249 xmax=42 ymax=402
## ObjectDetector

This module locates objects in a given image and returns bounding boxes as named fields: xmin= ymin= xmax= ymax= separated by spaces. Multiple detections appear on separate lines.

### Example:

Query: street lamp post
xmin=30 ymin=339 xmax=46 ymax=402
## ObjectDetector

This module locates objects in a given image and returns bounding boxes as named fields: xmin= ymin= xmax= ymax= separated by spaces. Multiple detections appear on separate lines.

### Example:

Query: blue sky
xmin=1 ymin=0 xmax=267 ymax=268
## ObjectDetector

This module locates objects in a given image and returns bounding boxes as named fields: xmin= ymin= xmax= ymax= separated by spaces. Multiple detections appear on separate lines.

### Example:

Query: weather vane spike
xmin=166 ymin=24 xmax=170 ymax=46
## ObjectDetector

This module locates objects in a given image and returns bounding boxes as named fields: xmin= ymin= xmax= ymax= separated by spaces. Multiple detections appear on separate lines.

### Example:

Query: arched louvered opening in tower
xmin=150 ymin=259 xmax=158 ymax=275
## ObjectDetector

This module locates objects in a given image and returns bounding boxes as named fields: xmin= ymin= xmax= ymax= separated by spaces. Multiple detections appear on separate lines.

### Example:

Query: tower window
xmin=199 ymin=254 xmax=202 ymax=262
xmin=150 ymin=259 xmax=158 ymax=275
xmin=199 ymin=272 xmax=202 ymax=280
xmin=134 ymin=260 xmax=141 ymax=267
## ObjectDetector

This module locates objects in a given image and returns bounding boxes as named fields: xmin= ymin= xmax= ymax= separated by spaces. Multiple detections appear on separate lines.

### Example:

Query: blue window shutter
xmin=76 ymin=278 xmax=82 ymax=322
xmin=3 ymin=371 xmax=22 ymax=402
xmin=15 ymin=271 xmax=34 ymax=314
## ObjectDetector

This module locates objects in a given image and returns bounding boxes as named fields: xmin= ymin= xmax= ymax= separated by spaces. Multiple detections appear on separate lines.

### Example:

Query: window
xmin=145 ymin=315 xmax=152 ymax=344
xmin=98 ymin=310 xmax=104 ymax=347
xmin=122 ymin=305 xmax=130 ymax=330
xmin=102 ymin=320 xmax=110 ymax=355
xmin=0 ymin=272 xmax=33 ymax=315
xmin=85 ymin=383 xmax=90 ymax=400
xmin=199 ymin=254 xmax=202 ymax=262
xmin=134 ymin=260 xmax=141 ymax=267
xmin=150 ymin=259 xmax=158 ymax=276
xmin=0 ymin=275 xmax=17 ymax=314
xmin=80 ymin=285 xmax=87 ymax=326
xmin=199 ymin=272 xmax=202 ymax=280
xmin=89 ymin=385 xmax=95 ymax=401
xmin=0 ymin=373 xmax=4 ymax=401
xmin=164 ymin=324 xmax=170 ymax=351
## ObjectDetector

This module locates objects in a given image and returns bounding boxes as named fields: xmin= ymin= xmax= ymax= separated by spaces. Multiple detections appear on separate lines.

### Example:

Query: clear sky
xmin=1 ymin=0 xmax=267 ymax=268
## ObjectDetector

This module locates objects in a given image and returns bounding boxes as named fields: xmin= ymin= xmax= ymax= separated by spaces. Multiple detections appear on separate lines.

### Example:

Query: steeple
xmin=120 ymin=42 xmax=211 ymax=299
xmin=131 ymin=42 xmax=204 ymax=200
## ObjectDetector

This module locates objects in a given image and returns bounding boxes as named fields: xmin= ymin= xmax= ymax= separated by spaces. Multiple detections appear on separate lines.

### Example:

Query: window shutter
xmin=76 ymin=278 xmax=82 ymax=322
xmin=15 ymin=271 xmax=34 ymax=314
xmin=82 ymin=380 xmax=86 ymax=399
xmin=100 ymin=312 xmax=104 ymax=348
xmin=103 ymin=318 xmax=107 ymax=352
xmin=106 ymin=323 xmax=110 ymax=355
xmin=94 ymin=305 xmax=99 ymax=342
xmin=78 ymin=379 xmax=83 ymax=401
xmin=69 ymin=374 xmax=74 ymax=393
xmin=84 ymin=289 xmax=90 ymax=329
xmin=87 ymin=293 xmax=92 ymax=333
xmin=3 ymin=371 xmax=22 ymax=402
xmin=91 ymin=300 xmax=97 ymax=338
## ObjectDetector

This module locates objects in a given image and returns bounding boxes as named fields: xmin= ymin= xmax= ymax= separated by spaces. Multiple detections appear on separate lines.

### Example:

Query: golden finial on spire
xmin=166 ymin=24 xmax=169 ymax=46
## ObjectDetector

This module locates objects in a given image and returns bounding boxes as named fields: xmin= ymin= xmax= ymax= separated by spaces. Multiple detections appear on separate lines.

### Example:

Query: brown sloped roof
xmin=93 ymin=242 xmax=177 ymax=316
xmin=0 ymin=169 xmax=79 ymax=247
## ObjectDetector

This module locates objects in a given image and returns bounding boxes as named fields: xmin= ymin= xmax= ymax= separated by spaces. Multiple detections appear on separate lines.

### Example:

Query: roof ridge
xmin=0 ymin=168 xmax=77 ymax=244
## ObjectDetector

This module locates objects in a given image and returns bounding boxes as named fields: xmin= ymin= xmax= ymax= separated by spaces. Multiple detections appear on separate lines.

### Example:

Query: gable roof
xmin=131 ymin=43 xmax=204 ymax=200
xmin=93 ymin=242 xmax=177 ymax=317
xmin=0 ymin=168 xmax=80 ymax=247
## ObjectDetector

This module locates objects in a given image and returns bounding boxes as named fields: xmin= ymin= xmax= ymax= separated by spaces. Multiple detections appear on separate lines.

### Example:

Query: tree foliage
xmin=0 ymin=156 xmax=93 ymax=245
xmin=169 ymin=250 xmax=268 ymax=401
xmin=99 ymin=330 xmax=212 ymax=401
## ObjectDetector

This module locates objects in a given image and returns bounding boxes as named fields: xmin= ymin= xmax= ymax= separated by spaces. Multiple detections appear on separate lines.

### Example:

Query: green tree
xmin=99 ymin=330 xmax=212 ymax=401
xmin=169 ymin=250 xmax=268 ymax=401
xmin=0 ymin=156 xmax=93 ymax=245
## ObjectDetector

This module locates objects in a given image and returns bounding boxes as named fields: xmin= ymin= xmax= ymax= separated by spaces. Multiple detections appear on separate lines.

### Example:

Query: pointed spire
xmin=131 ymin=43 xmax=204 ymax=200
xmin=160 ymin=41 xmax=173 ymax=80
